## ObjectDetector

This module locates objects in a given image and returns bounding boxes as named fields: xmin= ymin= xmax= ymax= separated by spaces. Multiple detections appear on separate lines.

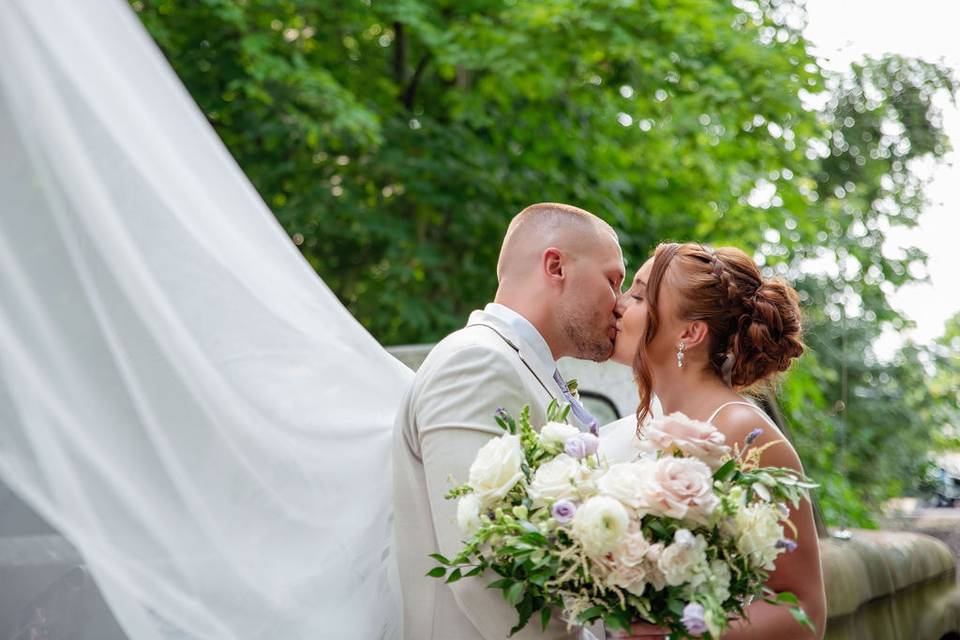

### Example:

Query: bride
xmin=602 ymin=242 xmax=826 ymax=639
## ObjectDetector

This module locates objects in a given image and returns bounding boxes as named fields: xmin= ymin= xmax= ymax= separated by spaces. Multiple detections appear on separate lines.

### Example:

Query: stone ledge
xmin=822 ymin=529 xmax=956 ymax=618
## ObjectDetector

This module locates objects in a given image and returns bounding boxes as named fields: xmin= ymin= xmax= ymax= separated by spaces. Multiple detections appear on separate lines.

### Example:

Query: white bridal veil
xmin=0 ymin=1 xmax=413 ymax=638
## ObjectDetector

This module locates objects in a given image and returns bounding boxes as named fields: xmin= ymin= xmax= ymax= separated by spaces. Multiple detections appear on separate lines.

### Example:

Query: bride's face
xmin=612 ymin=259 xmax=681 ymax=367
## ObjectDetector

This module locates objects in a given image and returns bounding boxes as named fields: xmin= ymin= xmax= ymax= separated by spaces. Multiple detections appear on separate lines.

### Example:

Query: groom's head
xmin=495 ymin=203 xmax=624 ymax=362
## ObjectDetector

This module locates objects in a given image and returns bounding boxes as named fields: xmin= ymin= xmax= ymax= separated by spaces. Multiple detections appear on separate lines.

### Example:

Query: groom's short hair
xmin=496 ymin=203 xmax=616 ymax=280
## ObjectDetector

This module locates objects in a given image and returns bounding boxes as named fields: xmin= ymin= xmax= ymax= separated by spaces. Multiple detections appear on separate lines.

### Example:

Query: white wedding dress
xmin=0 ymin=3 xmax=663 ymax=639
xmin=0 ymin=2 xmax=413 ymax=639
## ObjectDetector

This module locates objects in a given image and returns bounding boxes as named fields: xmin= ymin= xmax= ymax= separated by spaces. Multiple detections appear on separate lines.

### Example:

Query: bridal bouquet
xmin=428 ymin=402 xmax=817 ymax=638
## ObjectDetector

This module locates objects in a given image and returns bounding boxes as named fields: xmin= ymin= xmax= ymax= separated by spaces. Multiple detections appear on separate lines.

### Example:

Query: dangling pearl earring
xmin=676 ymin=340 xmax=686 ymax=369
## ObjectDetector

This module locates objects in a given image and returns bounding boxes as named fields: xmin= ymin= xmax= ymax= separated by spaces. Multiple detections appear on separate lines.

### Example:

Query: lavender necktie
xmin=552 ymin=370 xmax=598 ymax=434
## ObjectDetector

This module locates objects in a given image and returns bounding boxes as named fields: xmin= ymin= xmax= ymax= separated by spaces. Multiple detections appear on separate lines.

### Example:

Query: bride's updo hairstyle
xmin=635 ymin=242 xmax=804 ymax=422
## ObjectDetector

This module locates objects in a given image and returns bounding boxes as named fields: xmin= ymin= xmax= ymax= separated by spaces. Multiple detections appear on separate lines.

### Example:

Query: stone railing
xmin=822 ymin=529 xmax=960 ymax=640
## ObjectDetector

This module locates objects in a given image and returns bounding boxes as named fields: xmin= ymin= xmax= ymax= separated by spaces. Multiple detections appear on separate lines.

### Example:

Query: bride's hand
xmin=610 ymin=622 xmax=671 ymax=638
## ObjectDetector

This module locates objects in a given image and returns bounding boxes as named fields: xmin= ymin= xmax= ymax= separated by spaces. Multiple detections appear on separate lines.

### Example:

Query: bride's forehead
xmin=633 ymin=259 xmax=655 ymax=282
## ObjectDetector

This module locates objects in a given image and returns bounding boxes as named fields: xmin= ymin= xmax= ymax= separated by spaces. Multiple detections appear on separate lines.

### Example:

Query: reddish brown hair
xmin=634 ymin=242 xmax=804 ymax=425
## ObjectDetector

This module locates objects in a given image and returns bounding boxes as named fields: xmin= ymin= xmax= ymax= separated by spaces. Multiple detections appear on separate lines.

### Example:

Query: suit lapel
xmin=466 ymin=311 xmax=565 ymax=406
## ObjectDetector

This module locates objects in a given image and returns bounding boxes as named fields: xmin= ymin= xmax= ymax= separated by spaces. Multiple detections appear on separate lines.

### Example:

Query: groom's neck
xmin=491 ymin=294 xmax=563 ymax=360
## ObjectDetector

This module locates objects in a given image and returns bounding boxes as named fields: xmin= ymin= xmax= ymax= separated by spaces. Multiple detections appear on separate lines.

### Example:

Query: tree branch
xmin=402 ymin=54 xmax=431 ymax=110
xmin=393 ymin=21 xmax=405 ymax=86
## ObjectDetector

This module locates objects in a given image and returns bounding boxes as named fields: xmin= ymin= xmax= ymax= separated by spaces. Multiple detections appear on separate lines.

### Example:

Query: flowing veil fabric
xmin=0 ymin=1 xmax=413 ymax=638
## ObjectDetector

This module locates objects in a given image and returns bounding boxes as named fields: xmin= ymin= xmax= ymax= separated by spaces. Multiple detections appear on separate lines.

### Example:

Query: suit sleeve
xmin=416 ymin=344 xmax=581 ymax=640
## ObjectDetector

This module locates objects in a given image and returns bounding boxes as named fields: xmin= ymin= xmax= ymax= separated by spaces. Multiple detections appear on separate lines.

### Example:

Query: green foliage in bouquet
xmin=429 ymin=405 xmax=817 ymax=638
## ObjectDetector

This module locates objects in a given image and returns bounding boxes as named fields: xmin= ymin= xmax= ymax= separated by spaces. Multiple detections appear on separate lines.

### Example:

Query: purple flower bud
xmin=552 ymin=499 xmax=576 ymax=524
xmin=579 ymin=432 xmax=600 ymax=456
xmin=495 ymin=407 xmax=508 ymax=419
xmin=564 ymin=436 xmax=587 ymax=460
xmin=681 ymin=603 xmax=708 ymax=636
xmin=745 ymin=427 xmax=764 ymax=445
xmin=776 ymin=538 xmax=798 ymax=553
xmin=587 ymin=419 xmax=599 ymax=435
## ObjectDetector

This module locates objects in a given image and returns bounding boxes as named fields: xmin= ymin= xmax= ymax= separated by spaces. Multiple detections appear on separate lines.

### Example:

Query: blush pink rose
xmin=640 ymin=412 xmax=731 ymax=470
xmin=639 ymin=457 xmax=719 ymax=525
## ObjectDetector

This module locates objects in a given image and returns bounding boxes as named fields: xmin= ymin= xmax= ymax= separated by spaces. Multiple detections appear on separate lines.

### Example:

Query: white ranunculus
xmin=468 ymin=435 xmax=525 ymax=507
xmin=571 ymin=495 xmax=630 ymax=558
xmin=731 ymin=502 xmax=784 ymax=570
xmin=457 ymin=493 xmax=482 ymax=535
xmin=657 ymin=528 xmax=708 ymax=586
xmin=528 ymin=454 xmax=581 ymax=505
xmin=540 ymin=421 xmax=581 ymax=446
xmin=597 ymin=461 xmax=655 ymax=510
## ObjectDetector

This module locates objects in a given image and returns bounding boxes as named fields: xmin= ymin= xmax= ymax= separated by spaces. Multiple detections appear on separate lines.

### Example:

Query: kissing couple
xmin=393 ymin=202 xmax=827 ymax=639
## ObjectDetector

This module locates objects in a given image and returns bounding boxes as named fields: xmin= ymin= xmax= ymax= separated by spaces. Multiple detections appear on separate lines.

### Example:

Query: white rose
xmin=456 ymin=493 xmax=482 ymax=535
xmin=597 ymin=461 xmax=655 ymax=510
xmin=540 ymin=421 xmax=581 ymax=446
xmin=639 ymin=457 xmax=719 ymax=525
xmin=731 ymin=502 xmax=784 ymax=570
xmin=468 ymin=435 xmax=525 ymax=507
xmin=571 ymin=495 xmax=630 ymax=558
xmin=657 ymin=529 xmax=708 ymax=586
xmin=528 ymin=454 xmax=581 ymax=505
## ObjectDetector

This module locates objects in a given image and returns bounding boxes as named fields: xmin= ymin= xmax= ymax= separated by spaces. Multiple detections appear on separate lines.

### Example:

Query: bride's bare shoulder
xmin=711 ymin=402 xmax=804 ymax=472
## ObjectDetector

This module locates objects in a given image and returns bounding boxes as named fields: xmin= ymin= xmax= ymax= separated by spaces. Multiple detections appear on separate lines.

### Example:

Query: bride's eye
xmin=632 ymin=295 xmax=644 ymax=302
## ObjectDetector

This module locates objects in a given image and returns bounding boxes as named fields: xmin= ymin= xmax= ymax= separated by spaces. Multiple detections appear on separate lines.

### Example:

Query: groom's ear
xmin=543 ymin=247 xmax=564 ymax=281
xmin=681 ymin=321 xmax=710 ymax=349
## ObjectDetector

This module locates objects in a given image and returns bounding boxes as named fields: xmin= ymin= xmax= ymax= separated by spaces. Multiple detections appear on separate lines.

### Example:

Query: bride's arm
xmin=714 ymin=406 xmax=827 ymax=640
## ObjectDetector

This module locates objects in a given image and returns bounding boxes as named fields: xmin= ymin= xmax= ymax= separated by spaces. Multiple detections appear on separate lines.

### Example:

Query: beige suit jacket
xmin=393 ymin=309 xmax=586 ymax=640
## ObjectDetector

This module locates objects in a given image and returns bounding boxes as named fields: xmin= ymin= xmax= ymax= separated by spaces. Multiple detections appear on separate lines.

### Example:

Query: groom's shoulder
xmin=418 ymin=323 xmax=518 ymax=373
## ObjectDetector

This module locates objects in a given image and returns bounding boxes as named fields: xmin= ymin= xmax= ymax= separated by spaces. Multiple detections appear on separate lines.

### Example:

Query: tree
xmin=133 ymin=0 xmax=823 ymax=343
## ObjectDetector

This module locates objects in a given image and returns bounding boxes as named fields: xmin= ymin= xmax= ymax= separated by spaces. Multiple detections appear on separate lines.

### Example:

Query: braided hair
xmin=632 ymin=242 xmax=804 ymax=425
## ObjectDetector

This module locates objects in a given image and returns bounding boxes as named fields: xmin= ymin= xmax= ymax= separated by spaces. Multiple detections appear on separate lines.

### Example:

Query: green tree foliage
xmin=133 ymin=0 xmax=825 ymax=341
xmin=929 ymin=312 xmax=960 ymax=451
xmin=133 ymin=0 xmax=956 ymax=524
xmin=775 ymin=57 xmax=955 ymax=525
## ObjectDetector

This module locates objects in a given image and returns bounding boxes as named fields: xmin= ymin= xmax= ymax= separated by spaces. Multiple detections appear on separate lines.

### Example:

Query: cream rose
xmin=640 ymin=412 xmax=731 ymax=469
xmin=731 ymin=502 xmax=784 ymax=570
xmin=528 ymin=454 xmax=581 ymax=504
xmin=657 ymin=528 xmax=708 ymax=586
xmin=644 ymin=543 xmax=668 ymax=591
xmin=605 ymin=530 xmax=652 ymax=595
xmin=597 ymin=461 xmax=655 ymax=510
xmin=456 ymin=493 xmax=482 ymax=535
xmin=539 ymin=421 xmax=581 ymax=446
xmin=468 ymin=434 xmax=525 ymax=507
xmin=571 ymin=495 xmax=630 ymax=558
xmin=639 ymin=457 xmax=719 ymax=524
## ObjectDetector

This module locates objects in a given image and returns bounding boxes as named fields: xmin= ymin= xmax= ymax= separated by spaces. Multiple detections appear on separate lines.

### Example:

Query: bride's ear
xmin=680 ymin=320 xmax=710 ymax=350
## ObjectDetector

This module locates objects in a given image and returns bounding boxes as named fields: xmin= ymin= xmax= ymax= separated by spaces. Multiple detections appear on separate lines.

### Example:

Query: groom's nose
xmin=613 ymin=294 xmax=625 ymax=319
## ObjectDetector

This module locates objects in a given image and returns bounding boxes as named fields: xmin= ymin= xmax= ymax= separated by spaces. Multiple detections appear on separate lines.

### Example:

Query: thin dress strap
xmin=707 ymin=400 xmax=777 ymax=427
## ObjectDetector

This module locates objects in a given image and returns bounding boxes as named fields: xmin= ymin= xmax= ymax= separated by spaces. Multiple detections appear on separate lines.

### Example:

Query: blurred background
xmin=128 ymin=0 xmax=959 ymax=529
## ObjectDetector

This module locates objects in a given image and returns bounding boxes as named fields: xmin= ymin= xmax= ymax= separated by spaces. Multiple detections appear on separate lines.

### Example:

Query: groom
xmin=393 ymin=203 xmax=625 ymax=639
